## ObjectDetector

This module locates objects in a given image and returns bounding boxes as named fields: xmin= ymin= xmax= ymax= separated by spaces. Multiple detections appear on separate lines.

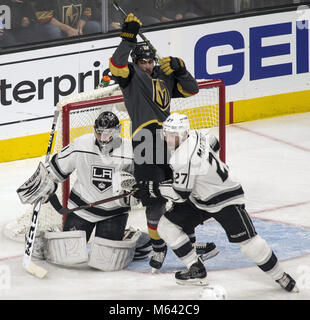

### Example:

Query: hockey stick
xmin=112 ymin=0 xmax=162 ymax=60
xmin=49 ymin=191 xmax=135 ymax=215
xmin=23 ymin=110 xmax=59 ymax=279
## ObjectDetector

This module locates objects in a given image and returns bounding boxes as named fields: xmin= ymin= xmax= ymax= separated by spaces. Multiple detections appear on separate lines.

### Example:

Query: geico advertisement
xmin=0 ymin=8 xmax=309 ymax=138
xmin=193 ymin=8 xmax=310 ymax=101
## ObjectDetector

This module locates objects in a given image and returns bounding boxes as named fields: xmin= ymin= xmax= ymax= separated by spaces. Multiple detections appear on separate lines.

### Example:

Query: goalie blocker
xmin=16 ymin=162 xmax=57 ymax=205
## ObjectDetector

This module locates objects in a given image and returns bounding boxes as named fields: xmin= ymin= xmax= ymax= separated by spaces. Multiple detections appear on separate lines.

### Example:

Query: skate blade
xmin=200 ymin=248 xmax=219 ymax=261
xmin=176 ymin=278 xmax=208 ymax=286
xmin=291 ymin=285 xmax=299 ymax=293
xmin=151 ymin=268 xmax=158 ymax=274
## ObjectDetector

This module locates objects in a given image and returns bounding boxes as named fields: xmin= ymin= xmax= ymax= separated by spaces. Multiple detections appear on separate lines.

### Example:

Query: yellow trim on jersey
xmin=35 ymin=10 xmax=54 ymax=23
xmin=152 ymin=79 xmax=171 ymax=111
xmin=178 ymin=58 xmax=185 ymax=68
xmin=109 ymin=58 xmax=130 ymax=79
xmin=176 ymin=82 xmax=196 ymax=97
xmin=147 ymin=227 xmax=161 ymax=240
xmin=131 ymin=119 xmax=163 ymax=139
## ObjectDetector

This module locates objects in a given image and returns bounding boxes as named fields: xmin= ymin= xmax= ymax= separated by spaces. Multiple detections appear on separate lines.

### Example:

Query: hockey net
xmin=4 ymin=80 xmax=226 ymax=242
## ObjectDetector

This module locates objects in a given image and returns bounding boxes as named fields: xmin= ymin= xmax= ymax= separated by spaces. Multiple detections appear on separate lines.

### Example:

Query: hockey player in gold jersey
xmin=109 ymin=13 xmax=217 ymax=271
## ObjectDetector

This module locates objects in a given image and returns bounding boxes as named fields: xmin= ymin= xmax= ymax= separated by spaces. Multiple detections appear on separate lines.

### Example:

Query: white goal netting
xmin=4 ymin=80 xmax=225 ymax=242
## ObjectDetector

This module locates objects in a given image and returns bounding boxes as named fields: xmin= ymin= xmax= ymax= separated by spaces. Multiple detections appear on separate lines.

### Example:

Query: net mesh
xmin=4 ymin=80 xmax=224 ymax=242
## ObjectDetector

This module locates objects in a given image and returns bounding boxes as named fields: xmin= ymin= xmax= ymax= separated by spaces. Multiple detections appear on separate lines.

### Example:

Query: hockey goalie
xmin=17 ymin=111 xmax=152 ymax=272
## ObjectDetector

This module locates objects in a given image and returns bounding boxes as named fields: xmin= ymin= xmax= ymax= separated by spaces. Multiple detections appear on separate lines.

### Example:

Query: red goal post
xmin=59 ymin=79 xmax=226 ymax=209
xmin=3 ymin=79 xmax=226 ymax=242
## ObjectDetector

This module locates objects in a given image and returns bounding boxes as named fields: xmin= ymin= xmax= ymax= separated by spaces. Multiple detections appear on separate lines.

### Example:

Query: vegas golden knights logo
xmin=63 ymin=4 xmax=82 ymax=27
xmin=152 ymin=79 xmax=170 ymax=111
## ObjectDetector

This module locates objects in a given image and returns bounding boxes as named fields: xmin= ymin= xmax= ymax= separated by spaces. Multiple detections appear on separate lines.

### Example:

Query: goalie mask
xmin=162 ymin=113 xmax=190 ymax=150
xmin=131 ymin=43 xmax=157 ymax=64
xmin=94 ymin=111 xmax=121 ymax=152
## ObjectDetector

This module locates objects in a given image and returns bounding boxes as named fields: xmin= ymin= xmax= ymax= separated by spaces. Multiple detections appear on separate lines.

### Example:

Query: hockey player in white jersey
xmin=17 ymin=111 xmax=151 ymax=271
xmin=154 ymin=113 xmax=298 ymax=292
xmin=47 ymin=111 xmax=136 ymax=239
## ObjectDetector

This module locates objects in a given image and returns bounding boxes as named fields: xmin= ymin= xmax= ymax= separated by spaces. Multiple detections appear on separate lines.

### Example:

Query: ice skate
xmin=150 ymin=245 xmax=167 ymax=273
xmin=175 ymin=258 xmax=207 ymax=286
xmin=194 ymin=242 xmax=219 ymax=261
xmin=276 ymin=272 xmax=299 ymax=293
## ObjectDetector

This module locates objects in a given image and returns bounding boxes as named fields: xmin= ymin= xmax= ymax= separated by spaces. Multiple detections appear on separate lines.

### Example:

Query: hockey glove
xmin=120 ymin=13 xmax=142 ymax=43
xmin=133 ymin=181 xmax=163 ymax=206
xmin=112 ymin=171 xmax=137 ymax=195
xmin=159 ymin=56 xmax=186 ymax=76
xmin=133 ymin=181 xmax=151 ymax=200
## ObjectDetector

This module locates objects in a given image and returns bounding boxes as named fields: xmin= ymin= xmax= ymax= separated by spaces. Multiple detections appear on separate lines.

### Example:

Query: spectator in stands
xmin=90 ymin=0 xmax=123 ymax=32
xmin=106 ymin=0 xmax=200 ymax=29
xmin=106 ymin=0 xmax=162 ymax=27
xmin=107 ymin=0 xmax=138 ymax=31
xmin=153 ymin=0 xmax=199 ymax=22
xmin=0 ymin=11 xmax=16 ymax=48
xmin=0 ymin=0 xmax=39 ymax=48
xmin=239 ymin=0 xmax=295 ymax=12
xmin=33 ymin=0 xmax=101 ymax=41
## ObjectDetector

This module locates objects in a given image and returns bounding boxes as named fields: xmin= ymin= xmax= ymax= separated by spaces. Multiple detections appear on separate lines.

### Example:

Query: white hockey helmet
xmin=163 ymin=112 xmax=190 ymax=134
xmin=162 ymin=113 xmax=190 ymax=149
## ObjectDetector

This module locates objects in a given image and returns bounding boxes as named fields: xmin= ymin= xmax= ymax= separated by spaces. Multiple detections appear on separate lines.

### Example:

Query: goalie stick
xmin=23 ymin=110 xmax=59 ymax=279
xmin=48 ymin=190 xmax=135 ymax=215
xmin=112 ymin=0 xmax=162 ymax=60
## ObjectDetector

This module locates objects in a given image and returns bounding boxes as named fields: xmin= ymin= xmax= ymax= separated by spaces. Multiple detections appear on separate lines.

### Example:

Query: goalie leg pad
xmin=43 ymin=230 xmax=88 ymax=266
xmin=134 ymin=231 xmax=152 ymax=260
xmin=123 ymin=228 xmax=152 ymax=260
xmin=88 ymin=230 xmax=142 ymax=271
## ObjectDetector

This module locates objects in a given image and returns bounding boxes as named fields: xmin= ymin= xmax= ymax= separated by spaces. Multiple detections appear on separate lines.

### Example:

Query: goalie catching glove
xmin=158 ymin=56 xmax=187 ymax=76
xmin=112 ymin=171 xmax=140 ymax=207
xmin=17 ymin=162 xmax=57 ymax=205
xmin=120 ymin=13 xmax=142 ymax=43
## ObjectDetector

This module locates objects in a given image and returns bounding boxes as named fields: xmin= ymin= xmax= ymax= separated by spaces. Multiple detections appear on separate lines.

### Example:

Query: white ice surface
xmin=1 ymin=112 xmax=310 ymax=300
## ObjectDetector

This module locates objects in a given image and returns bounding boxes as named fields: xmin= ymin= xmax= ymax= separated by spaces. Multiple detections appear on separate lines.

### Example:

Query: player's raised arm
xmin=109 ymin=13 xmax=142 ymax=88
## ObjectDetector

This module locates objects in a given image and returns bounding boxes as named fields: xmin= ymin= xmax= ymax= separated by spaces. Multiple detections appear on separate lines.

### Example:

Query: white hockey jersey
xmin=48 ymin=134 xmax=134 ymax=222
xmin=168 ymin=130 xmax=245 ymax=213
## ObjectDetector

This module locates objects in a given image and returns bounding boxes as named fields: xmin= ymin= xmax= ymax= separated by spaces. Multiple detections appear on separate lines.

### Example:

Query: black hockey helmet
xmin=94 ymin=111 xmax=120 ymax=130
xmin=130 ymin=43 xmax=157 ymax=63
xmin=94 ymin=111 xmax=121 ymax=149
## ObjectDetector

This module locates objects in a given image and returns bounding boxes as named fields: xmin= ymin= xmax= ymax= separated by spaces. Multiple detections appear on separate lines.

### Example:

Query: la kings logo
xmin=91 ymin=166 xmax=113 ymax=192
